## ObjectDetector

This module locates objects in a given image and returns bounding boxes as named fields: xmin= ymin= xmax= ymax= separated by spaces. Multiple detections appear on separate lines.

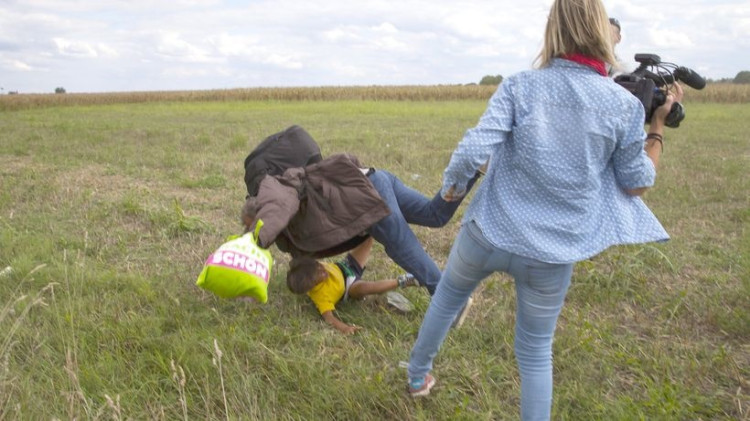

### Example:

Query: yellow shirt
xmin=307 ymin=262 xmax=344 ymax=315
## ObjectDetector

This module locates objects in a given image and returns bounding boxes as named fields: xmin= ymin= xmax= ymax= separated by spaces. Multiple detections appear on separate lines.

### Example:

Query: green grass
xmin=0 ymin=98 xmax=748 ymax=420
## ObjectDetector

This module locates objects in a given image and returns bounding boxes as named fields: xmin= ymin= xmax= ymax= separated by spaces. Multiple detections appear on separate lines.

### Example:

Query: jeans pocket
xmin=455 ymin=222 xmax=493 ymax=271
xmin=524 ymin=260 xmax=572 ymax=295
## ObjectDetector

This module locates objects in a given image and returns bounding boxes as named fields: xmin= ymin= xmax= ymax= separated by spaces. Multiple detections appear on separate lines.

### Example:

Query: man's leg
xmin=367 ymin=171 xmax=442 ymax=294
xmin=382 ymin=170 xmax=480 ymax=227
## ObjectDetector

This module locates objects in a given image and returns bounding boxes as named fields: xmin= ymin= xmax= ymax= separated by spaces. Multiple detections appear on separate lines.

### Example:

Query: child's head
xmin=286 ymin=256 xmax=326 ymax=294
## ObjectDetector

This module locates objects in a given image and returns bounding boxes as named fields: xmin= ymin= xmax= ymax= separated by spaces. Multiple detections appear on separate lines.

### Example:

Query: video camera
xmin=614 ymin=53 xmax=705 ymax=128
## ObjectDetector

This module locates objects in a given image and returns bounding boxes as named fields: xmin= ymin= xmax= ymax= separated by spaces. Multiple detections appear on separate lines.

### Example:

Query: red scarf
xmin=562 ymin=53 xmax=607 ymax=76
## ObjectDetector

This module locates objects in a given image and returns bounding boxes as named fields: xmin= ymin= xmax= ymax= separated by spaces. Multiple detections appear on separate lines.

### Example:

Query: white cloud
xmin=1 ymin=0 xmax=748 ymax=93
xmin=647 ymin=28 xmax=695 ymax=49
xmin=154 ymin=32 xmax=214 ymax=62
xmin=465 ymin=44 xmax=502 ymax=58
xmin=208 ymin=33 xmax=259 ymax=56
xmin=371 ymin=36 xmax=409 ymax=53
xmin=2 ymin=59 xmax=33 ymax=71
xmin=53 ymin=38 xmax=98 ymax=57
xmin=373 ymin=22 xmax=398 ymax=34
xmin=97 ymin=43 xmax=119 ymax=58
xmin=322 ymin=26 xmax=363 ymax=43
xmin=161 ymin=65 xmax=232 ymax=78
xmin=51 ymin=38 xmax=119 ymax=58
xmin=442 ymin=10 xmax=503 ymax=41
xmin=263 ymin=53 xmax=304 ymax=69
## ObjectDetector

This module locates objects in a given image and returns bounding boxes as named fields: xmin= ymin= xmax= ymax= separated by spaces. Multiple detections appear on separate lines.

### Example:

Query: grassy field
xmin=1 ymin=90 xmax=748 ymax=420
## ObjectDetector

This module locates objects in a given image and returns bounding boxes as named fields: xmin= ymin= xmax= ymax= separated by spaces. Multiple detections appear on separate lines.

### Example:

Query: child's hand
xmin=338 ymin=324 xmax=362 ymax=335
xmin=322 ymin=310 xmax=362 ymax=335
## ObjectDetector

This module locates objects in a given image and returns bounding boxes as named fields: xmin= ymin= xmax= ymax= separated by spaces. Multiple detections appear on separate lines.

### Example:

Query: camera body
xmin=614 ymin=53 xmax=704 ymax=128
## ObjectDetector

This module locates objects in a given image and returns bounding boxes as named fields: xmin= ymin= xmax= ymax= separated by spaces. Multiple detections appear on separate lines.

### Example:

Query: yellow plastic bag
xmin=196 ymin=220 xmax=273 ymax=303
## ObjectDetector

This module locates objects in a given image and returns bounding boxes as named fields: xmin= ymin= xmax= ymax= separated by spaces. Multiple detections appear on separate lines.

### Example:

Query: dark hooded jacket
xmin=249 ymin=153 xmax=390 ymax=258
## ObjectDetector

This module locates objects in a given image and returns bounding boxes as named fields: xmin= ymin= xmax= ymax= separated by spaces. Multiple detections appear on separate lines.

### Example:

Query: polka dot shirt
xmin=442 ymin=58 xmax=669 ymax=264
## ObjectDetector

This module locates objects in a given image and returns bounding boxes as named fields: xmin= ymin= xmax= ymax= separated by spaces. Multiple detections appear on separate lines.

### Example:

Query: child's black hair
xmin=287 ymin=256 xmax=324 ymax=294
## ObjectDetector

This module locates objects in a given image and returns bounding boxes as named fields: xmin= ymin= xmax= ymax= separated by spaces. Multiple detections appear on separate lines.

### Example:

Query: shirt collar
xmin=558 ymin=54 xmax=608 ymax=77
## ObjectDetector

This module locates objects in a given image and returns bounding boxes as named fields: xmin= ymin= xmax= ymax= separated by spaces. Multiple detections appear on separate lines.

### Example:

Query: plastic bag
xmin=196 ymin=220 xmax=273 ymax=303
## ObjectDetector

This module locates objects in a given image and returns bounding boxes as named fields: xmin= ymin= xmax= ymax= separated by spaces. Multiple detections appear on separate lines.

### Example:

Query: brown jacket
xmin=250 ymin=153 xmax=390 ymax=257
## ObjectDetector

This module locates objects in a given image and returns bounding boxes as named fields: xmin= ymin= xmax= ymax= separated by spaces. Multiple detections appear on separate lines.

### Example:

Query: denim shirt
xmin=442 ymin=58 xmax=669 ymax=263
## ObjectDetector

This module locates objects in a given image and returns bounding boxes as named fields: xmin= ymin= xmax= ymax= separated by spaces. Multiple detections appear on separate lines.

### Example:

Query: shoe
xmin=409 ymin=373 xmax=436 ymax=397
xmin=386 ymin=291 xmax=414 ymax=313
xmin=397 ymin=273 xmax=419 ymax=288
xmin=451 ymin=296 xmax=474 ymax=328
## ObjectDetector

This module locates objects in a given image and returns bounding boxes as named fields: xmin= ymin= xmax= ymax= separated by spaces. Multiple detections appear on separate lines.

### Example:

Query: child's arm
xmin=321 ymin=310 xmax=361 ymax=335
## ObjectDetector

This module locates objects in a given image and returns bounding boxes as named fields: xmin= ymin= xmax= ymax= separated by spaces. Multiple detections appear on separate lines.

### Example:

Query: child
xmin=286 ymin=236 xmax=418 ymax=335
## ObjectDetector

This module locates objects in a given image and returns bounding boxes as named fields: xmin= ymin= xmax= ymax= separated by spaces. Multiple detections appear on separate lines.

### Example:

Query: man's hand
xmin=241 ymin=197 xmax=259 ymax=232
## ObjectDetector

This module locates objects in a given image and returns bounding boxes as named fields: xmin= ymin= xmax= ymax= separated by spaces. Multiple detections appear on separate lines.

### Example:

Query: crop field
xmin=1 ymin=82 xmax=748 ymax=112
xmin=0 ymin=85 xmax=748 ymax=420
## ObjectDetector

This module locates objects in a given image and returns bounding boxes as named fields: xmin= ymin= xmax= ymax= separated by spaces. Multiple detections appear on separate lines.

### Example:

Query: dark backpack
xmin=243 ymin=125 xmax=323 ymax=198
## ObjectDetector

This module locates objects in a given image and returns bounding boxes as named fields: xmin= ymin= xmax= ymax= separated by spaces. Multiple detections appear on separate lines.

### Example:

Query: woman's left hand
xmin=442 ymin=185 xmax=465 ymax=202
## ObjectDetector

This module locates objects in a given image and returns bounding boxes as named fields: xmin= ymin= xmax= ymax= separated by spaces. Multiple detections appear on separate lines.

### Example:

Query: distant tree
xmin=55 ymin=87 xmax=67 ymax=94
xmin=479 ymin=75 xmax=503 ymax=85
xmin=733 ymin=71 xmax=750 ymax=84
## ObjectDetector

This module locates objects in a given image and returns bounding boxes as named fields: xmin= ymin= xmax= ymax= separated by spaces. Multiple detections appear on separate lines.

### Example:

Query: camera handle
xmin=665 ymin=102 xmax=684 ymax=128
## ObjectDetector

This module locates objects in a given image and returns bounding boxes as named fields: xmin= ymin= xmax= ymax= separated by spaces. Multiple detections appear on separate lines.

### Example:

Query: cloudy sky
xmin=1 ymin=0 xmax=748 ymax=94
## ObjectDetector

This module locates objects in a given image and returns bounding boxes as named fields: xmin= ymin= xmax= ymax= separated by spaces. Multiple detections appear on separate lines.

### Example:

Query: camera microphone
xmin=642 ymin=67 xmax=706 ymax=90
xmin=616 ymin=53 xmax=703 ymax=128
xmin=673 ymin=67 xmax=706 ymax=90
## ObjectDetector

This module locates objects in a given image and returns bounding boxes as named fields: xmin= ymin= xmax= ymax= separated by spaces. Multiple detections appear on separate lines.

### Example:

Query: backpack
xmin=243 ymin=125 xmax=323 ymax=198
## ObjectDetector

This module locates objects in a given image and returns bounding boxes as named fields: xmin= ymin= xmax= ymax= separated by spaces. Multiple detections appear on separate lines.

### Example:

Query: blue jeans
xmin=408 ymin=221 xmax=573 ymax=420
xmin=366 ymin=170 xmax=476 ymax=295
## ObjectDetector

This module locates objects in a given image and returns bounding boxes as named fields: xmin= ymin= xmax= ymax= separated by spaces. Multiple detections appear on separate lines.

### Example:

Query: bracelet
xmin=646 ymin=132 xmax=663 ymax=141
xmin=646 ymin=133 xmax=663 ymax=150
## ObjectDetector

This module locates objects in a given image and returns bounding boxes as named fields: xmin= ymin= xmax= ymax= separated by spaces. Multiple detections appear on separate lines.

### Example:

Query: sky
xmin=1 ymin=0 xmax=749 ymax=94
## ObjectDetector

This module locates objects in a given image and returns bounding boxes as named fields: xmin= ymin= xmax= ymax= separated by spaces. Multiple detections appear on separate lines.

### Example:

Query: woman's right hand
xmin=651 ymin=82 xmax=684 ymax=125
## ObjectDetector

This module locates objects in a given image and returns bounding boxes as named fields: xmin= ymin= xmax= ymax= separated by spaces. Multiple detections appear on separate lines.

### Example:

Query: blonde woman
xmin=406 ymin=0 xmax=683 ymax=419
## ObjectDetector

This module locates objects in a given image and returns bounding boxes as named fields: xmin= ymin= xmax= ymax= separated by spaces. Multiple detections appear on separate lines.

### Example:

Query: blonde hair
xmin=535 ymin=0 xmax=616 ymax=68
